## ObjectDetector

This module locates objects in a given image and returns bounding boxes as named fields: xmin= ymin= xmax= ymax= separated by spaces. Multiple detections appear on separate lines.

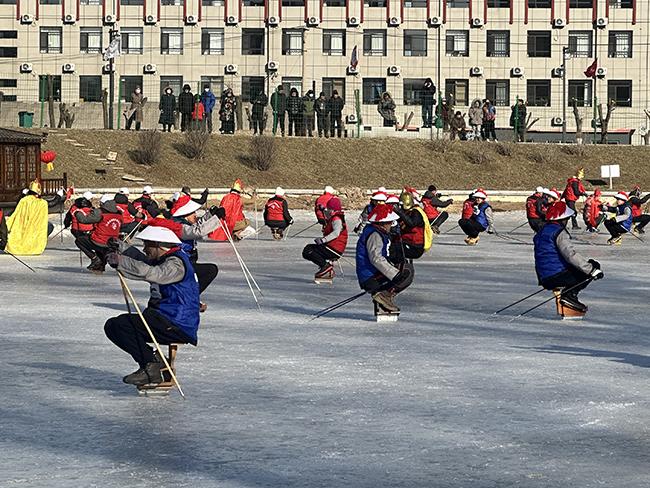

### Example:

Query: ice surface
xmin=1 ymin=211 xmax=649 ymax=488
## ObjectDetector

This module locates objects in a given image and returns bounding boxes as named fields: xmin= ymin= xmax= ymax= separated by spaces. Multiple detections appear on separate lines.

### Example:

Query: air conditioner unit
xmin=306 ymin=16 xmax=319 ymax=27
xmin=551 ymin=117 xmax=564 ymax=126
xmin=428 ymin=16 xmax=442 ymax=27
xmin=551 ymin=67 xmax=564 ymax=78
xmin=471 ymin=18 xmax=483 ymax=28
xmin=104 ymin=14 xmax=116 ymax=24
xmin=348 ymin=16 xmax=360 ymax=27
xmin=595 ymin=17 xmax=608 ymax=28
xmin=388 ymin=16 xmax=400 ymax=27
xmin=347 ymin=65 xmax=359 ymax=75
xmin=596 ymin=67 xmax=607 ymax=77
xmin=225 ymin=63 xmax=238 ymax=74
xmin=267 ymin=15 xmax=279 ymax=26
xmin=388 ymin=65 xmax=400 ymax=76
xmin=102 ymin=64 xmax=115 ymax=73
xmin=470 ymin=66 xmax=483 ymax=76
xmin=20 ymin=63 xmax=33 ymax=73
xmin=144 ymin=63 xmax=157 ymax=74
xmin=185 ymin=14 xmax=197 ymax=25
xmin=20 ymin=14 xmax=34 ymax=24
xmin=62 ymin=63 xmax=75 ymax=73
xmin=266 ymin=60 xmax=279 ymax=72
xmin=511 ymin=66 xmax=524 ymax=77
xmin=145 ymin=14 xmax=156 ymax=25
xmin=552 ymin=18 xmax=565 ymax=28
xmin=226 ymin=15 xmax=238 ymax=25
xmin=347 ymin=114 xmax=358 ymax=124
xmin=63 ymin=14 xmax=75 ymax=24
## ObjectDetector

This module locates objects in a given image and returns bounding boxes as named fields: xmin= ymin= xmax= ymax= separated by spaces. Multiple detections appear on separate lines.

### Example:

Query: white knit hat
xmin=142 ymin=185 xmax=154 ymax=195
xmin=100 ymin=194 xmax=113 ymax=203
xmin=83 ymin=191 xmax=94 ymax=200
xmin=324 ymin=185 xmax=335 ymax=194
xmin=119 ymin=187 xmax=130 ymax=195
xmin=135 ymin=226 xmax=181 ymax=245
xmin=536 ymin=186 xmax=544 ymax=193
xmin=275 ymin=187 xmax=286 ymax=197
xmin=472 ymin=191 xmax=487 ymax=199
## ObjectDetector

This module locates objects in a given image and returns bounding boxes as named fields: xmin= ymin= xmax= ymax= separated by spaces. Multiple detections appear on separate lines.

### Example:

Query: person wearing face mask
xmin=201 ymin=85 xmax=217 ymax=133
xmin=125 ymin=87 xmax=145 ymax=131
xmin=159 ymin=86 xmax=176 ymax=132
xmin=178 ymin=84 xmax=194 ymax=132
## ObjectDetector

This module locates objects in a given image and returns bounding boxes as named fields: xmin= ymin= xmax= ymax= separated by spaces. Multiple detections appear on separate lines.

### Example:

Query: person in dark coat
xmin=125 ymin=87 xmax=145 ymax=131
xmin=314 ymin=92 xmax=329 ymax=138
xmin=270 ymin=85 xmax=287 ymax=136
xmin=302 ymin=90 xmax=315 ymax=137
xmin=159 ymin=87 xmax=176 ymax=132
xmin=201 ymin=85 xmax=217 ymax=133
xmin=510 ymin=99 xmax=527 ymax=142
xmin=178 ymin=84 xmax=194 ymax=132
xmin=377 ymin=92 xmax=397 ymax=127
xmin=420 ymin=78 xmax=436 ymax=128
xmin=251 ymin=90 xmax=268 ymax=135
xmin=327 ymin=90 xmax=345 ymax=138
xmin=286 ymin=87 xmax=304 ymax=136
xmin=0 ymin=207 xmax=8 ymax=251
xmin=219 ymin=88 xmax=236 ymax=134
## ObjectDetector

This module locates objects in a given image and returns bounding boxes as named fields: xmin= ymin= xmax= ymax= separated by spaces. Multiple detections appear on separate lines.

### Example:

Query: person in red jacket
xmin=582 ymin=188 xmax=605 ymax=232
xmin=75 ymin=194 xmax=124 ymax=273
xmin=525 ymin=187 xmax=545 ymax=232
xmin=628 ymin=186 xmax=650 ymax=234
xmin=422 ymin=185 xmax=453 ymax=233
xmin=314 ymin=185 xmax=335 ymax=225
xmin=302 ymin=196 xmax=348 ymax=281
xmin=113 ymin=187 xmax=140 ymax=234
xmin=264 ymin=187 xmax=293 ymax=239
xmin=64 ymin=191 xmax=95 ymax=238
xmin=209 ymin=179 xmax=255 ymax=241
xmin=562 ymin=167 xmax=588 ymax=229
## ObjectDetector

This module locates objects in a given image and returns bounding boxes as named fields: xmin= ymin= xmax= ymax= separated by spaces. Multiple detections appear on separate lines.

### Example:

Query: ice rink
xmin=1 ymin=210 xmax=649 ymax=488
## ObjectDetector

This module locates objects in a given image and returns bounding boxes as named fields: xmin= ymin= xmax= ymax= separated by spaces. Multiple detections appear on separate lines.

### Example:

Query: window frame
xmin=403 ymin=29 xmax=427 ymax=57
xmin=607 ymin=80 xmax=632 ymax=107
xmin=485 ymin=79 xmax=510 ymax=106
xmin=323 ymin=29 xmax=346 ymax=56
xmin=526 ymin=79 xmax=552 ymax=107
xmin=242 ymin=28 xmax=265 ymax=55
xmin=363 ymin=30 xmax=387 ymax=56
xmin=322 ymin=77 xmax=345 ymax=99
xmin=608 ymin=31 xmax=632 ymax=58
xmin=527 ymin=30 xmax=551 ymax=58
xmin=241 ymin=76 xmax=265 ymax=102
xmin=160 ymin=28 xmax=184 ymax=55
xmin=403 ymin=78 xmax=426 ymax=106
xmin=445 ymin=78 xmax=469 ymax=106
xmin=80 ymin=27 xmax=103 ymax=54
xmin=120 ymin=76 xmax=143 ymax=101
xmin=39 ymin=27 xmax=63 ymax=54
xmin=486 ymin=30 xmax=510 ymax=57
xmin=362 ymin=78 xmax=386 ymax=104
xmin=39 ymin=74 xmax=62 ymax=102
xmin=487 ymin=0 xmax=510 ymax=7
xmin=568 ymin=79 xmax=592 ymax=107
xmin=79 ymin=75 xmax=102 ymax=102
xmin=445 ymin=30 xmax=469 ymax=57
xmin=201 ymin=28 xmax=225 ymax=55
xmin=282 ymin=29 xmax=304 ymax=56
xmin=567 ymin=30 xmax=593 ymax=58
xmin=121 ymin=28 xmax=144 ymax=55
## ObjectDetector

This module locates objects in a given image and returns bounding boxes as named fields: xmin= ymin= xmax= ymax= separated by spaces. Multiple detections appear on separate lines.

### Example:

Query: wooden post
xmin=572 ymin=98 xmax=583 ymax=144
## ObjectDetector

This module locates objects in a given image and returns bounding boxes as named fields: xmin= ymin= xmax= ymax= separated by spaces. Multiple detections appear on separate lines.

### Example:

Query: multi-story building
xmin=0 ymin=0 xmax=646 ymax=139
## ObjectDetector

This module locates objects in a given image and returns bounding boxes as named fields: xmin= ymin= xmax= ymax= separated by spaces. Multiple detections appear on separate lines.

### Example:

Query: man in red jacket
xmin=302 ymin=197 xmax=348 ymax=281
xmin=264 ymin=187 xmax=293 ymax=239
xmin=64 ymin=191 xmax=95 ymax=238
xmin=75 ymin=194 xmax=124 ymax=273
xmin=562 ymin=167 xmax=588 ymax=229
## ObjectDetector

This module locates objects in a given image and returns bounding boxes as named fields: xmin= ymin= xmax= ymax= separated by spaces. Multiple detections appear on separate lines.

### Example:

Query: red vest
xmin=91 ymin=211 xmax=123 ymax=245
xmin=563 ymin=177 xmax=585 ymax=202
xmin=71 ymin=205 xmax=94 ymax=232
xmin=401 ymin=213 xmax=424 ymax=247
xmin=116 ymin=202 xmax=135 ymax=224
xmin=315 ymin=193 xmax=333 ymax=222
xmin=631 ymin=200 xmax=642 ymax=218
xmin=133 ymin=197 xmax=154 ymax=222
xmin=422 ymin=198 xmax=440 ymax=220
xmin=265 ymin=198 xmax=285 ymax=221
xmin=323 ymin=214 xmax=348 ymax=254
xmin=461 ymin=199 xmax=474 ymax=220
xmin=526 ymin=194 xmax=542 ymax=219
xmin=583 ymin=195 xmax=602 ymax=227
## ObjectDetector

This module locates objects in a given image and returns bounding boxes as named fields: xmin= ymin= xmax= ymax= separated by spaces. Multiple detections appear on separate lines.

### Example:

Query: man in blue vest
xmin=356 ymin=205 xmax=414 ymax=313
xmin=104 ymin=226 xmax=200 ymax=386
xmin=458 ymin=190 xmax=494 ymax=245
xmin=533 ymin=201 xmax=604 ymax=313
xmin=602 ymin=191 xmax=633 ymax=246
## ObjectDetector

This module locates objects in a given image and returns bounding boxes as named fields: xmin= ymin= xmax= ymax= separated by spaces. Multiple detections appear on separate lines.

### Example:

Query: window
xmin=362 ymin=78 xmax=385 ymax=104
xmin=0 ymin=79 xmax=17 ymax=87
xmin=325 ymin=0 xmax=346 ymax=4
xmin=282 ymin=0 xmax=304 ymax=5
xmin=365 ymin=0 xmax=386 ymax=6
xmin=403 ymin=79 xmax=425 ymax=106
xmin=0 ymin=47 xmax=17 ymax=57
xmin=527 ymin=31 xmax=551 ymax=57
xmin=242 ymin=29 xmax=265 ymax=55
xmin=528 ymin=0 xmax=551 ymax=6
xmin=608 ymin=80 xmax=632 ymax=107
xmin=282 ymin=29 xmax=304 ymax=55
xmin=609 ymin=0 xmax=632 ymax=7
xmin=323 ymin=30 xmax=345 ymax=56
xmin=243 ymin=0 xmax=263 ymax=5
xmin=486 ymin=80 xmax=509 ymax=106
xmin=527 ymin=80 xmax=551 ymax=106
xmin=39 ymin=27 xmax=62 ymax=54
xmin=404 ymin=0 xmax=426 ymax=6
xmin=0 ymin=0 xmax=17 ymax=4
xmin=322 ymin=78 xmax=345 ymax=99
xmin=0 ymin=95 xmax=17 ymax=101
xmin=568 ymin=31 xmax=592 ymax=57
xmin=161 ymin=28 xmax=183 ymax=55
xmin=241 ymin=76 xmax=264 ymax=102
xmin=569 ymin=0 xmax=592 ymax=6
xmin=448 ymin=0 xmax=469 ymax=6
xmin=0 ymin=31 xmax=17 ymax=39
xmin=445 ymin=79 xmax=468 ymax=105
xmin=202 ymin=0 xmax=224 ymax=5
xmin=568 ymin=80 xmax=592 ymax=107
xmin=160 ymin=76 xmax=183 ymax=97
xmin=80 ymin=28 xmax=102 ymax=54
xmin=446 ymin=30 xmax=469 ymax=57
xmin=79 ymin=76 xmax=102 ymax=102
xmin=486 ymin=31 xmax=509 ymax=57
xmin=39 ymin=75 xmax=61 ymax=102
xmin=404 ymin=30 xmax=427 ymax=57
xmin=40 ymin=0 xmax=61 ymax=4
xmin=161 ymin=0 xmax=182 ymax=4
xmin=201 ymin=28 xmax=224 ymax=55
xmin=282 ymin=77 xmax=303 ymax=95
xmin=487 ymin=0 xmax=509 ymax=7
xmin=121 ymin=28 xmax=143 ymax=54
xmin=201 ymin=76 xmax=225 ymax=97
xmin=121 ymin=0 xmax=143 ymax=5
xmin=608 ymin=31 xmax=632 ymax=58
xmin=120 ymin=76 xmax=143 ymax=101
xmin=363 ymin=30 xmax=386 ymax=56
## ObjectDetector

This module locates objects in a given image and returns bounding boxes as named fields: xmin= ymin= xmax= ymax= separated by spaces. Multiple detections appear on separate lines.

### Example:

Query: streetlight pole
xmin=562 ymin=46 xmax=567 ymax=143
xmin=108 ymin=28 xmax=117 ymax=129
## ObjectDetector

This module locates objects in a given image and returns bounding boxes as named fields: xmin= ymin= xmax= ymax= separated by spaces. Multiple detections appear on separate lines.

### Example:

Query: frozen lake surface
xmin=1 ymin=210 xmax=649 ymax=488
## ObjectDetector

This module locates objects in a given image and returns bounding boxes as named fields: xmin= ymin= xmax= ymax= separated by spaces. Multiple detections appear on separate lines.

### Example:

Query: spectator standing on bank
xmin=159 ymin=86 xmax=176 ymax=132
xmin=315 ymin=92 xmax=329 ymax=138
xmin=178 ymin=84 xmax=194 ymax=132
xmin=251 ymin=90 xmax=268 ymax=135
xmin=327 ymin=90 xmax=345 ymax=138
xmin=420 ymin=78 xmax=436 ymax=128
xmin=378 ymin=92 xmax=397 ymax=127
xmin=286 ymin=87 xmax=304 ymax=136
xmin=482 ymin=99 xmax=498 ymax=142
xmin=201 ymin=85 xmax=217 ymax=133
xmin=125 ymin=87 xmax=144 ymax=131
xmin=271 ymin=85 xmax=287 ymax=137
xmin=468 ymin=99 xmax=483 ymax=141
xmin=191 ymin=94 xmax=205 ymax=131
xmin=510 ymin=99 xmax=527 ymax=142
xmin=302 ymin=90 xmax=316 ymax=137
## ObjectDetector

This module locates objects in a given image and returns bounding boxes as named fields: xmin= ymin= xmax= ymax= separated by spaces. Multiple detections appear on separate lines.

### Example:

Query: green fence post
xmin=354 ymin=88 xmax=361 ymax=138
xmin=117 ymin=77 xmax=122 ymax=130
xmin=593 ymin=95 xmax=598 ymax=144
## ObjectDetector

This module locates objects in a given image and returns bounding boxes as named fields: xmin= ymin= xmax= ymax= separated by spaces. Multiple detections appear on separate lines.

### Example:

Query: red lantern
xmin=40 ymin=150 xmax=57 ymax=163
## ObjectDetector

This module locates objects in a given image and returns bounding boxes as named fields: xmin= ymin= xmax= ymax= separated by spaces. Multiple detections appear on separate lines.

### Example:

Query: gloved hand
xmin=591 ymin=268 xmax=604 ymax=280
xmin=314 ymin=237 xmax=324 ymax=245
xmin=107 ymin=237 xmax=120 ymax=253
xmin=588 ymin=259 xmax=601 ymax=269
xmin=107 ymin=252 xmax=120 ymax=269
xmin=209 ymin=206 xmax=226 ymax=219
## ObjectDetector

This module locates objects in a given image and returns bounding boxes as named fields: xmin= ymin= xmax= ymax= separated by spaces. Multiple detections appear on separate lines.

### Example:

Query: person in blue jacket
xmin=356 ymin=204 xmax=414 ymax=313
xmin=201 ymin=84 xmax=217 ymax=133
xmin=533 ymin=201 xmax=604 ymax=313
xmin=104 ymin=226 xmax=200 ymax=386
xmin=602 ymin=191 xmax=633 ymax=245
xmin=458 ymin=190 xmax=494 ymax=245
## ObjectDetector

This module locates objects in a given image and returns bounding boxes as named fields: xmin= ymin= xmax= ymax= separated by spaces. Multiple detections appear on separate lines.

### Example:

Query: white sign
xmin=600 ymin=164 xmax=620 ymax=178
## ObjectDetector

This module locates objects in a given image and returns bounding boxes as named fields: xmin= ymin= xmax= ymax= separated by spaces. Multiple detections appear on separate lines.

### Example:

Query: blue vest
xmin=151 ymin=250 xmax=200 ymax=344
xmin=172 ymin=216 xmax=196 ymax=256
xmin=474 ymin=202 xmax=490 ymax=229
xmin=617 ymin=203 xmax=633 ymax=231
xmin=533 ymin=223 xmax=569 ymax=282
xmin=356 ymin=225 xmax=390 ymax=285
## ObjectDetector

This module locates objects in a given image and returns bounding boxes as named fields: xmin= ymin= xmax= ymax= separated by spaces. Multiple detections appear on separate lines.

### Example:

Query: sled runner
xmin=137 ymin=344 xmax=180 ymax=396
xmin=374 ymin=301 xmax=399 ymax=323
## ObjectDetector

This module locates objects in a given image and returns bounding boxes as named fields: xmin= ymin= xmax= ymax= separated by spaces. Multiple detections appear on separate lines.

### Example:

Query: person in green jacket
xmin=302 ymin=90 xmax=315 ymax=137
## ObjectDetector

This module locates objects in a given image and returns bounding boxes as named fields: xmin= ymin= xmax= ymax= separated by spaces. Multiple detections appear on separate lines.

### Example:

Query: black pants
xmin=317 ymin=116 xmax=329 ymax=137
xmin=162 ymin=123 xmax=173 ymax=132
xmin=194 ymin=262 xmax=218 ymax=294
xmin=204 ymin=112 xmax=213 ymax=133
xmin=302 ymin=244 xmax=339 ymax=268
xmin=430 ymin=212 xmax=448 ymax=229
xmin=288 ymin=114 xmax=302 ymax=136
xmin=483 ymin=120 xmax=497 ymax=140
xmin=275 ymin=113 xmax=285 ymax=135
xmin=252 ymin=118 xmax=264 ymax=135
xmin=104 ymin=308 xmax=193 ymax=368
xmin=330 ymin=116 xmax=343 ymax=137
xmin=126 ymin=113 xmax=141 ymax=131
xmin=528 ymin=218 xmax=544 ymax=233
xmin=75 ymin=235 xmax=108 ymax=263
xmin=633 ymin=214 xmax=650 ymax=231
xmin=403 ymin=243 xmax=424 ymax=259
xmin=360 ymin=261 xmax=414 ymax=295
xmin=584 ymin=213 xmax=606 ymax=230
xmin=180 ymin=112 xmax=192 ymax=132
xmin=265 ymin=220 xmax=289 ymax=230
xmin=422 ymin=105 xmax=433 ymax=127
xmin=604 ymin=219 xmax=628 ymax=238
xmin=458 ymin=218 xmax=485 ymax=238
xmin=304 ymin=115 xmax=314 ymax=136
xmin=70 ymin=229 xmax=90 ymax=239
xmin=540 ymin=268 xmax=591 ymax=298
xmin=383 ymin=118 xmax=394 ymax=127
xmin=566 ymin=200 xmax=579 ymax=228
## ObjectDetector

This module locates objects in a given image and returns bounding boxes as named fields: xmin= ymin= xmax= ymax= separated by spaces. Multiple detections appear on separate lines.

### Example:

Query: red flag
xmin=350 ymin=45 xmax=358 ymax=69
xmin=584 ymin=58 xmax=598 ymax=78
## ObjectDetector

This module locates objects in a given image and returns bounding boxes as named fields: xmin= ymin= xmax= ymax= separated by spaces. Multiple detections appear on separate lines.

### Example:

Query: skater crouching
xmin=64 ymin=191 xmax=95 ymax=239
xmin=533 ymin=202 xmax=603 ymax=313
xmin=602 ymin=191 xmax=633 ymax=245
xmin=422 ymin=185 xmax=453 ymax=233
xmin=525 ymin=187 xmax=545 ymax=232
xmin=104 ymin=226 xmax=200 ymax=386
xmin=75 ymin=195 xmax=123 ymax=273
xmin=302 ymin=197 xmax=348 ymax=280
xmin=264 ymin=187 xmax=293 ymax=239
xmin=629 ymin=186 xmax=650 ymax=234
xmin=394 ymin=188 xmax=432 ymax=259
xmin=356 ymin=205 xmax=414 ymax=313
xmin=458 ymin=190 xmax=494 ymax=245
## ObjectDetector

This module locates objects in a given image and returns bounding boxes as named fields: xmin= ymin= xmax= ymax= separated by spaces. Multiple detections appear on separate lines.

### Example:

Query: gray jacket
xmin=180 ymin=213 xmax=221 ymax=241
xmin=366 ymin=231 xmax=399 ymax=280
xmin=117 ymin=245 xmax=186 ymax=285
xmin=556 ymin=229 xmax=593 ymax=275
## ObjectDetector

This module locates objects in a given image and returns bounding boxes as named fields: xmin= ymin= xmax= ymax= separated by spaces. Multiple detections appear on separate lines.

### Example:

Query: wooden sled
xmin=553 ymin=289 xmax=586 ymax=321
xmin=137 ymin=344 xmax=180 ymax=396
xmin=374 ymin=301 xmax=400 ymax=323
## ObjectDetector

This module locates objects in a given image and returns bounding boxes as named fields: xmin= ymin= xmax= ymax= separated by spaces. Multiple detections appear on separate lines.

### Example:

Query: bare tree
xmin=571 ymin=98 xmax=584 ymax=144
xmin=597 ymin=99 xmax=616 ymax=144
xmin=101 ymin=88 xmax=109 ymax=129
xmin=642 ymin=109 xmax=650 ymax=145
xmin=47 ymin=75 xmax=56 ymax=128
xmin=57 ymin=103 xmax=76 ymax=128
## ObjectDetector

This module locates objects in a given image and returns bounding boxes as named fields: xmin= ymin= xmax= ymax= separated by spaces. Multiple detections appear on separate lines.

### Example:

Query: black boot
xmin=560 ymin=291 xmax=587 ymax=313
xmin=87 ymin=255 xmax=104 ymax=273
xmin=123 ymin=362 xmax=163 ymax=385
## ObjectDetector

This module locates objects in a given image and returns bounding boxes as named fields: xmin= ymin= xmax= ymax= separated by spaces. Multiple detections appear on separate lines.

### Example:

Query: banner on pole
xmin=103 ymin=37 xmax=122 ymax=61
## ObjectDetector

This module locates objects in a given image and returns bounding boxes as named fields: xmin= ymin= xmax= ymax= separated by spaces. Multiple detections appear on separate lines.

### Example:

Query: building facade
xmin=0 ymin=0 xmax=646 ymax=138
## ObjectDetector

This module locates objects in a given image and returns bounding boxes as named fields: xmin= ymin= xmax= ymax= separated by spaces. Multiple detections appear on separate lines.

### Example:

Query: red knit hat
xmin=368 ymin=204 xmax=399 ymax=223
xmin=171 ymin=193 xmax=191 ymax=215
xmin=546 ymin=201 xmax=575 ymax=221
